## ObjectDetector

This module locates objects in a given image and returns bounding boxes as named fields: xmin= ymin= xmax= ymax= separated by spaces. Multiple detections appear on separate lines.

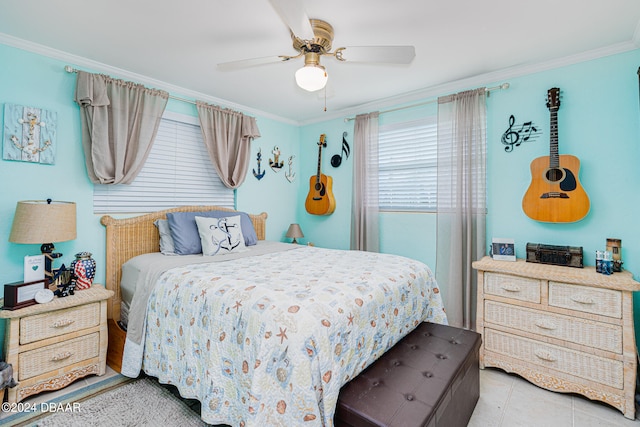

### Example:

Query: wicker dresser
xmin=0 ymin=285 xmax=113 ymax=404
xmin=473 ymin=256 xmax=640 ymax=419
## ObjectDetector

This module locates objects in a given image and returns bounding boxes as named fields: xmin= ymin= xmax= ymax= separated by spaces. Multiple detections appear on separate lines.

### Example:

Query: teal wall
xmin=0 ymin=43 xmax=301 ymax=351
xmin=2 ymin=39 xmax=640 ymax=350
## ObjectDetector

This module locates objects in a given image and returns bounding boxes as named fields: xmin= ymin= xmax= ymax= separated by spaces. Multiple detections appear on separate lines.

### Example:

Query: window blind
xmin=378 ymin=117 xmax=437 ymax=212
xmin=94 ymin=114 xmax=234 ymax=213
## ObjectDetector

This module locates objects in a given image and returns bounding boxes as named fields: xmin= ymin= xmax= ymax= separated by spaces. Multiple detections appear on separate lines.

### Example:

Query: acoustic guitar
xmin=522 ymin=88 xmax=590 ymax=223
xmin=305 ymin=134 xmax=336 ymax=215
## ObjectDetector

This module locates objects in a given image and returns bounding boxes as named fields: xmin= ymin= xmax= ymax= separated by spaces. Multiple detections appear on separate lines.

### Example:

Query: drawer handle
xmin=51 ymin=319 xmax=75 ymax=328
xmin=500 ymin=285 xmax=521 ymax=293
xmin=534 ymin=349 xmax=556 ymax=362
xmin=570 ymin=294 xmax=595 ymax=305
xmin=51 ymin=352 xmax=73 ymax=362
xmin=534 ymin=320 xmax=557 ymax=330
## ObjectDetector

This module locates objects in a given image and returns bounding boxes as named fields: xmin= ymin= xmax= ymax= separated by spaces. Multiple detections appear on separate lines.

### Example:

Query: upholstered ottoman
xmin=335 ymin=322 xmax=481 ymax=427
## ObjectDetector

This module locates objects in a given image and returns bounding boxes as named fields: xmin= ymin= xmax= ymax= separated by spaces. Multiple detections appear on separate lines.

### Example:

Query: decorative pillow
xmin=195 ymin=215 xmax=247 ymax=256
xmin=166 ymin=210 xmax=258 ymax=255
xmin=153 ymin=219 xmax=177 ymax=255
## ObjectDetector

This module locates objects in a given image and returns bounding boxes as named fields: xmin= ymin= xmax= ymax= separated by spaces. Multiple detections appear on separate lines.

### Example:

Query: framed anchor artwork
xmin=3 ymin=103 xmax=57 ymax=164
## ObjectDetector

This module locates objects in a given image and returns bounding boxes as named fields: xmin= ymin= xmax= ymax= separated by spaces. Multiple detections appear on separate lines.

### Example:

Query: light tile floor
xmin=470 ymin=368 xmax=639 ymax=427
xmin=4 ymin=366 xmax=638 ymax=426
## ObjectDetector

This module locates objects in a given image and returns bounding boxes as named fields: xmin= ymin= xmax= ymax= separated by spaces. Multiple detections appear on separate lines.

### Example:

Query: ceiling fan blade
xmin=217 ymin=55 xmax=289 ymax=71
xmin=337 ymin=46 xmax=416 ymax=64
xmin=268 ymin=0 xmax=315 ymax=40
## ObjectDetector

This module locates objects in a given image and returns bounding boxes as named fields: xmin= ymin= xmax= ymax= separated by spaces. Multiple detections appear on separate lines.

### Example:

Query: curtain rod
xmin=343 ymin=83 xmax=510 ymax=122
xmin=64 ymin=65 xmax=197 ymax=105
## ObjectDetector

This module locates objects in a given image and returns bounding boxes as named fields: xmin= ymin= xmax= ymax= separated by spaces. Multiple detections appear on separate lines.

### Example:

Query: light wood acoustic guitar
xmin=305 ymin=134 xmax=336 ymax=215
xmin=522 ymin=88 xmax=590 ymax=223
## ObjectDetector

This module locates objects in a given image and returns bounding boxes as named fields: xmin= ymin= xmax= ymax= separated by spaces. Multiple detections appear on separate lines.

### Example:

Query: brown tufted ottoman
xmin=335 ymin=322 xmax=481 ymax=427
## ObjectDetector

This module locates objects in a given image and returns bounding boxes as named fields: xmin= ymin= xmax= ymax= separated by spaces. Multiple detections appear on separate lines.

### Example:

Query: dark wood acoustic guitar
xmin=522 ymin=87 xmax=589 ymax=222
xmin=305 ymin=134 xmax=336 ymax=215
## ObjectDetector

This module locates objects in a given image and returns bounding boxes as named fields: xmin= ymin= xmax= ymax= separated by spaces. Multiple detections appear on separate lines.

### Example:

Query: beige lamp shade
xmin=286 ymin=223 xmax=304 ymax=244
xmin=9 ymin=200 xmax=77 ymax=244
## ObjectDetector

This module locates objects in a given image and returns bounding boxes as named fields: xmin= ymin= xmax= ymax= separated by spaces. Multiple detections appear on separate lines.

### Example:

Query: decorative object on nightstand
xmin=286 ymin=223 xmax=304 ymax=244
xmin=2 ymin=279 xmax=48 ymax=310
xmin=70 ymin=252 xmax=96 ymax=290
xmin=473 ymin=256 xmax=640 ymax=420
xmin=0 ymin=285 xmax=114 ymax=404
xmin=9 ymin=199 xmax=77 ymax=282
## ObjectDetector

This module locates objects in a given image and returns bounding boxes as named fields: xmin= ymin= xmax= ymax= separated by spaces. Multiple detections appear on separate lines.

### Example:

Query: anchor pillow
xmin=195 ymin=215 xmax=247 ymax=256
xmin=167 ymin=210 xmax=258 ymax=255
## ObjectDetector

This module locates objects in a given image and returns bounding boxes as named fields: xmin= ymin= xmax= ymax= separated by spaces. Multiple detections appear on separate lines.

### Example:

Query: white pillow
xmin=195 ymin=215 xmax=247 ymax=256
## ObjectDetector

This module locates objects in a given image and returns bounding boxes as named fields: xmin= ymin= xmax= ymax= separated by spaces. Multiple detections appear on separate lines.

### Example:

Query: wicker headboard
xmin=100 ymin=206 xmax=267 ymax=320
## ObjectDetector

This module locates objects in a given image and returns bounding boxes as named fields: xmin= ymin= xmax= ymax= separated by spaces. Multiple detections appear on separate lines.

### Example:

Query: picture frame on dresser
xmin=491 ymin=237 xmax=516 ymax=261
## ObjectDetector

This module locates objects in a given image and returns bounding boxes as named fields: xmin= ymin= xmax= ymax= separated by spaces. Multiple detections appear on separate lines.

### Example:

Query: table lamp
xmin=286 ymin=223 xmax=304 ymax=244
xmin=9 ymin=199 xmax=77 ymax=280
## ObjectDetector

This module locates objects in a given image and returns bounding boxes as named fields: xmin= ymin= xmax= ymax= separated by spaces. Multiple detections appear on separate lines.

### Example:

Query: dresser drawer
xmin=485 ymin=328 xmax=623 ymax=389
xmin=549 ymin=282 xmax=622 ymax=318
xmin=18 ymin=332 xmax=99 ymax=380
xmin=484 ymin=300 xmax=622 ymax=353
xmin=484 ymin=273 xmax=541 ymax=303
xmin=20 ymin=302 xmax=101 ymax=345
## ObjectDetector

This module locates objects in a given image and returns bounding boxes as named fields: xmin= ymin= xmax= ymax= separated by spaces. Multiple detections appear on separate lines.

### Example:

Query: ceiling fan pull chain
xmin=324 ymin=86 xmax=327 ymax=112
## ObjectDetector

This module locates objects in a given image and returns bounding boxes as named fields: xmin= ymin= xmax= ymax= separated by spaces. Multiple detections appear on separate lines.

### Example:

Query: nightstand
xmin=0 ymin=285 xmax=113 ymax=404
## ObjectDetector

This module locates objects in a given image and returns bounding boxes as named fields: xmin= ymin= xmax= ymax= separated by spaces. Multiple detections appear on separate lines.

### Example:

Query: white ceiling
xmin=2 ymin=0 xmax=640 ymax=124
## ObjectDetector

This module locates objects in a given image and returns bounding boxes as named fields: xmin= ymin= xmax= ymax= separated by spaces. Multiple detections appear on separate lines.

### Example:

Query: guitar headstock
xmin=318 ymin=134 xmax=327 ymax=147
xmin=546 ymin=87 xmax=561 ymax=111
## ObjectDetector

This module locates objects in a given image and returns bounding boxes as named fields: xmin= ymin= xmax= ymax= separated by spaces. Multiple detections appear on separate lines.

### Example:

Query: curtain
xmin=351 ymin=111 xmax=380 ymax=252
xmin=196 ymin=101 xmax=261 ymax=189
xmin=436 ymin=88 xmax=487 ymax=329
xmin=74 ymin=71 xmax=169 ymax=185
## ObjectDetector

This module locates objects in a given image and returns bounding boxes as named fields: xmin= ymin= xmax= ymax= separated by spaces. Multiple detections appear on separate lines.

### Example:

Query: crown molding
xmin=2 ymin=31 xmax=638 ymax=128
xmin=301 ymin=40 xmax=640 ymax=125
xmin=0 ymin=32 xmax=299 ymax=126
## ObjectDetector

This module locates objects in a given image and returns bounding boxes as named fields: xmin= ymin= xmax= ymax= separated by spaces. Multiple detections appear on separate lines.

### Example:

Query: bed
xmin=101 ymin=206 xmax=447 ymax=427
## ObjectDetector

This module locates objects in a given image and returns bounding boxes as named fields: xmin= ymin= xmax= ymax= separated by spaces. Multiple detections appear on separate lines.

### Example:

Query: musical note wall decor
xmin=501 ymin=115 xmax=541 ymax=152
xmin=331 ymin=131 xmax=350 ymax=168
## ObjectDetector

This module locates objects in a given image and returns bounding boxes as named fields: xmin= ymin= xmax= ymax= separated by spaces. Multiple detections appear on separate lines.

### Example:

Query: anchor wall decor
xmin=3 ymin=104 xmax=57 ymax=164
xmin=269 ymin=146 xmax=284 ymax=172
xmin=253 ymin=148 xmax=266 ymax=180
xmin=285 ymin=155 xmax=296 ymax=183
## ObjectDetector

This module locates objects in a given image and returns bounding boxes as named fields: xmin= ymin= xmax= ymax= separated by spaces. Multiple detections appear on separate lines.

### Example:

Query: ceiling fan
xmin=217 ymin=0 xmax=416 ymax=92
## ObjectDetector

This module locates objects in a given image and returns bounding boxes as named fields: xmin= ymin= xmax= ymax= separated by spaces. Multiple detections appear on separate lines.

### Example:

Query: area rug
xmin=1 ymin=372 xmax=131 ymax=427
xmin=28 ymin=378 xmax=207 ymax=427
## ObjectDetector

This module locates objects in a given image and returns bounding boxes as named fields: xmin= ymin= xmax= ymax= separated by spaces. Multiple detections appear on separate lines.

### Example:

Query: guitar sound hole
xmin=546 ymin=168 xmax=564 ymax=183
xmin=315 ymin=183 xmax=322 ymax=191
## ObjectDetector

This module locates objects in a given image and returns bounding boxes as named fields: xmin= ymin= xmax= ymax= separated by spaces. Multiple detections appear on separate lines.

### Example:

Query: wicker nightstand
xmin=473 ymin=257 xmax=640 ymax=419
xmin=0 ymin=285 xmax=113 ymax=404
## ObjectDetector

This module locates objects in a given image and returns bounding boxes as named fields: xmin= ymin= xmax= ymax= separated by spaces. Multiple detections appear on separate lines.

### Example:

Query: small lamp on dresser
xmin=286 ymin=223 xmax=304 ymax=244
xmin=9 ymin=199 xmax=77 ymax=281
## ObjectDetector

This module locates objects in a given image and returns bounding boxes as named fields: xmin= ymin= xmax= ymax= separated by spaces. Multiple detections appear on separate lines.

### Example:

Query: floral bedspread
xmin=140 ymin=245 xmax=447 ymax=426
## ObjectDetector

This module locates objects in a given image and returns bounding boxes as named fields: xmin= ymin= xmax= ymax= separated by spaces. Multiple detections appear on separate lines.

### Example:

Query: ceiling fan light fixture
xmin=295 ymin=64 xmax=328 ymax=92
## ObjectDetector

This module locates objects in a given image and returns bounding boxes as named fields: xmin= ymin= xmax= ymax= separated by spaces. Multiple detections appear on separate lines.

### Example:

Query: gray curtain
xmin=436 ymin=88 xmax=487 ymax=329
xmin=351 ymin=111 xmax=380 ymax=252
xmin=196 ymin=101 xmax=261 ymax=189
xmin=74 ymin=71 xmax=169 ymax=185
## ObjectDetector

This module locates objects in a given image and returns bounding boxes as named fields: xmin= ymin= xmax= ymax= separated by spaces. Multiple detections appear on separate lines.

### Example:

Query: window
xmin=378 ymin=117 xmax=437 ymax=212
xmin=94 ymin=112 xmax=234 ymax=213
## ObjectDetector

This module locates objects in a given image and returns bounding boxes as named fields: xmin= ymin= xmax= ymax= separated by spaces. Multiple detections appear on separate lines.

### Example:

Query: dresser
xmin=0 ymin=285 xmax=113 ymax=404
xmin=473 ymin=256 xmax=640 ymax=419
